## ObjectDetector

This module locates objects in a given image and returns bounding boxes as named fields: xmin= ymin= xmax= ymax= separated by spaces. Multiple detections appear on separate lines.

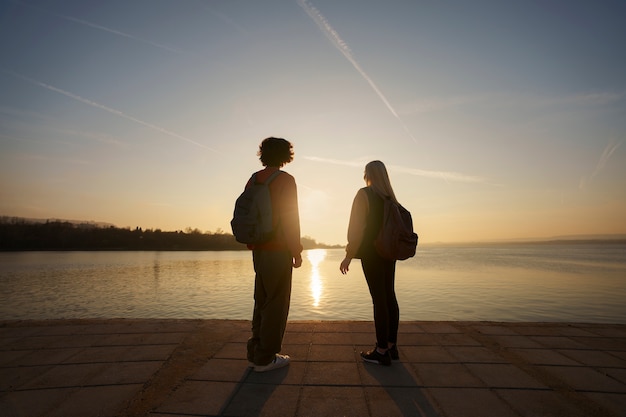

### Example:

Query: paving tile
xmin=311 ymin=332 xmax=348 ymax=344
xmin=282 ymin=331 xmax=313 ymax=344
xmin=601 ymin=367 xmax=626 ymax=385
xmin=45 ymin=334 xmax=108 ymax=348
xmin=37 ymin=324 xmax=92 ymax=336
xmin=583 ymin=326 xmax=626 ymax=338
xmin=88 ymin=361 xmax=162 ymax=385
xmin=245 ymin=361 xmax=306 ymax=385
xmin=395 ymin=332 xmax=439 ymax=346
xmin=191 ymin=358 xmax=251 ymax=382
xmin=222 ymin=383 xmax=300 ymax=417
xmin=47 ymin=384 xmax=141 ymax=417
xmin=509 ymin=348 xmax=579 ymax=366
xmin=539 ymin=365 xmax=626 ymax=393
xmin=574 ymin=337 xmax=626 ymax=351
xmin=531 ymin=336 xmax=588 ymax=350
xmin=401 ymin=345 xmax=457 ymax=363
xmin=5 ymin=335 xmax=68 ymax=350
xmin=298 ymin=386 xmax=368 ymax=417
xmin=397 ymin=322 xmax=425 ymax=333
xmin=0 ymin=349 xmax=30 ymax=366
xmin=549 ymin=326 xmax=598 ymax=337
xmin=0 ymin=365 xmax=53 ymax=391
xmin=308 ymin=344 xmax=355 ymax=361
xmin=489 ymin=335 xmax=543 ymax=348
xmin=495 ymin=388 xmax=590 ymax=417
xmin=213 ymin=342 xmax=247 ymax=359
xmin=472 ymin=324 xmax=519 ymax=335
xmin=63 ymin=346 xmax=130 ymax=363
xmin=156 ymin=380 xmax=237 ymax=415
xmin=11 ymin=347 xmax=82 ymax=366
xmin=419 ymin=322 xmax=461 ymax=334
xmin=447 ymin=346 xmax=507 ymax=363
xmin=0 ymin=337 xmax=23 ymax=350
xmin=0 ymin=387 xmax=76 ymax=417
xmin=512 ymin=325 xmax=565 ymax=336
xmin=583 ymin=392 xmax=626 ymax=417
xmin=433 ymin=333 xmax=482 ymax=347
xmin=427 ymin=388 xmax=519 ymax=417
xmin=20 ymin=363 xmax=105 ymax=389
xmin=365 ymin=386 xmax=440 ymax=417
xmin=122 ymin=344 xmax=176 ymax=361
xmin=303 ymin=361 xmax=360 ymax=385
xmin=559 ymin=349 xmax=626 ymax=367
xmin=94 ymin=332 xmax=183 ymax=346
xmin=350 ymin=332 xmax=377 ymax=345
xmin=465 ymin=363 xmax=546 ymax=389
xmin=281 ymin=342 xmax=310 ymax=361
xmin=358 ymin=361 xmax=420 ymax=387
xmin=412 ymin=363 xmax=484 ymax=387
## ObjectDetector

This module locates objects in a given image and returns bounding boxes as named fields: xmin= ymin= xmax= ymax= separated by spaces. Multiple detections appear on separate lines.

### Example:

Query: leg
xmin=384 ymin=260 xmax=399 ymax=345
xmin=361 ymin=255 xmax=390 ymax=350
xmin=252 ymin=250 xmax=293 ymax=365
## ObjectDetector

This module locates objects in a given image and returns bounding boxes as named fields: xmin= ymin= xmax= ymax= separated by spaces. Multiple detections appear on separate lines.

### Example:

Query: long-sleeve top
xmin=345 ymin=187 xmax=370 ymax=259
xmin=345 ymin=187 xmax=384 ymax=259
xmin=245 ymin=167 xmax=303 ymax=259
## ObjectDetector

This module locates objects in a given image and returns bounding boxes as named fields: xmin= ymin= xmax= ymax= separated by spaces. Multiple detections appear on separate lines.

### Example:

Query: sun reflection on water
xmin=306 ymin=249 xmax=327 ymax=307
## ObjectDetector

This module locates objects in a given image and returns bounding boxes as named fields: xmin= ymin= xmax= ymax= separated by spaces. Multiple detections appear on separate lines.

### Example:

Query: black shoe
xmin=389 ymin=344 xmax=399 ymax=360
xmin=361 ymin=348 xmax=391 ymax=366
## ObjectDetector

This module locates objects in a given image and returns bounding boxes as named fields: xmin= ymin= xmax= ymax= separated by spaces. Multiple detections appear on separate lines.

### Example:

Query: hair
xmin=364 ymin=160 xmax=398 ymax=204
xmin=257 ymin=137 xmax=294 ymax=167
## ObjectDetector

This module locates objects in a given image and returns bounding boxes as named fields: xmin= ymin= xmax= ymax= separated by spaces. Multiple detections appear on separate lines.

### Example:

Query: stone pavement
xmin=0 ymin=319 xmax=625 ymax=417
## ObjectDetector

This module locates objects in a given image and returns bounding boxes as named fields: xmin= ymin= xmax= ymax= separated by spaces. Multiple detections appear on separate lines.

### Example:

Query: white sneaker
xmin=253 ymin=354 xmax=290 ymax=372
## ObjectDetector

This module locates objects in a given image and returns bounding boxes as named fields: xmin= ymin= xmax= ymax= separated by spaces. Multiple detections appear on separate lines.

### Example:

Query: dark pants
xmin=361 ymin=253 xmax=399 ymax=349
xmin=247 ymin=250 xmax=293 ymax=366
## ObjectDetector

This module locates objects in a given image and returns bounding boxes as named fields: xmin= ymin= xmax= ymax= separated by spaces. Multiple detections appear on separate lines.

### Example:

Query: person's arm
xmin=281 ymin=175 xmax=303 ymax=267
xmin=340 ymin=188 xmax=368 ymax=274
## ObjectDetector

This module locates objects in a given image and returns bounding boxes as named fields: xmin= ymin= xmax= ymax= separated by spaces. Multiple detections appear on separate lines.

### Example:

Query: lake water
xmin=1 ymin=245 xmax=625 ymax=323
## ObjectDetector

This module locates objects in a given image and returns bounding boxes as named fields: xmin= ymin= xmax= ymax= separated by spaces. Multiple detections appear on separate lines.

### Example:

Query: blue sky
xmin=1 ymin=0 xmax=625 ymax=244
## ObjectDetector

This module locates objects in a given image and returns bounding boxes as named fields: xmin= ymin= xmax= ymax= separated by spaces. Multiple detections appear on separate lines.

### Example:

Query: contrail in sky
xmin=304 ymin=156 xmax=487 ymax=183
xmin=580 ymin=139 xmax=622 ymax=189
xmin=297 ymin=0 xmax=417 ymax=143
xmin=10 ymin=0 xmax=187 ymax=55
xmin=2 ymin=69 xmax=218 ymax=152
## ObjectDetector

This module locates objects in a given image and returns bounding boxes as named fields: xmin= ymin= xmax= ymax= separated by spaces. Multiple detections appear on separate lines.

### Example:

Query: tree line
xmin=0 ymin=217 xmax=340 ymax=251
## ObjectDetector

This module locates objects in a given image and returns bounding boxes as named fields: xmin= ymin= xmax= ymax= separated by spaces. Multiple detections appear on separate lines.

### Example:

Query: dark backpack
xmin=375 ymin=197 xmax=418 ymax=260
xmin=230 ymin=170 xmax=282 ymax=244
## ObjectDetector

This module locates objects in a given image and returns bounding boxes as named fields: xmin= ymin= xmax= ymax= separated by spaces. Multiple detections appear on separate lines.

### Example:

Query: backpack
xmin=230 ymin=170 xmax=282 ymax=244
xmin=374 ymin=196 xmax=418 ymax=260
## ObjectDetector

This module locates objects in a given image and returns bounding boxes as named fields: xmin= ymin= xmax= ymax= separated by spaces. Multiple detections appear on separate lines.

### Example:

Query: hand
xmin=293 ymin=256 xmax=302 ymax=268
xmin=339 ymin=257 xmax=351 ymax=275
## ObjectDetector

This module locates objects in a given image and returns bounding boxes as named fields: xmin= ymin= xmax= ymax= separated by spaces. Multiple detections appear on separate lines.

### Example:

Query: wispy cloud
xmin=304 ymin=156 xmax=487 ymax=183
xmin=580 ymin=139 xmax=622 ymax=189
xmin=297 ymin=0 xmax=416 ymax=143
xmin=10 ymin=0 xmax=188 ymax=55
xmin=2 ymin=69 xmax=219 ymax=152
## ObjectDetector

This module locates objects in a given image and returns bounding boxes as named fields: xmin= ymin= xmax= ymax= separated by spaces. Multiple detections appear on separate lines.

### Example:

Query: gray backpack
xmin=230 ymin=170 xmax=282 ymax=244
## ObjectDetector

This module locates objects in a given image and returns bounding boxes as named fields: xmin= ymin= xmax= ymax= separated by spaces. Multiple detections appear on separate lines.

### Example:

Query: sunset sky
xmin=1 ymin=0 xmax=625 ymax=245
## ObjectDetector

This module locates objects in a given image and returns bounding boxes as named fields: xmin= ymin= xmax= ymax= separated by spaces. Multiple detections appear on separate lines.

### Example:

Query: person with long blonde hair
xmin=340 ymin=160 xmax=400 ymax=366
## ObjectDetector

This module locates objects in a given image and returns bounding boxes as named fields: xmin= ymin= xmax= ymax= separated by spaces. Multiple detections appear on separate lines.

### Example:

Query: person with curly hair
xmin=244 ymin=137 xmax=303 ymax=372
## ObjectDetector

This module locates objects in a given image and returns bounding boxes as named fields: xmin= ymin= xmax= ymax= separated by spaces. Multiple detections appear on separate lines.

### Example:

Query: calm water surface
xmin=1 ymin=245 xmax=625 ymax=322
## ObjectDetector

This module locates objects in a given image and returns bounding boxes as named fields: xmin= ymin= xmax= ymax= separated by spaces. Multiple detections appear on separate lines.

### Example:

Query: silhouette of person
xmin=245 ymin=137 xmax=303 ymax=372
xmin=340 ymin=160 xmax=400 ymax=366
